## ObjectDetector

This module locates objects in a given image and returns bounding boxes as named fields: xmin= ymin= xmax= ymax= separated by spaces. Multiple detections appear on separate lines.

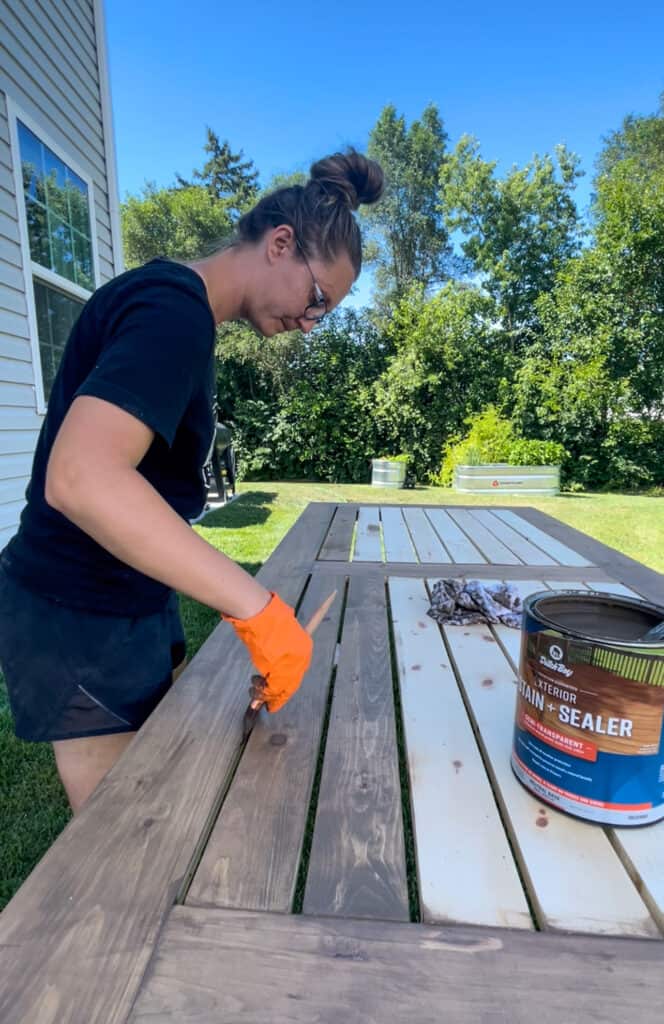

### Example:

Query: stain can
xmin=512 ymin=590 xmax=664 ymax=826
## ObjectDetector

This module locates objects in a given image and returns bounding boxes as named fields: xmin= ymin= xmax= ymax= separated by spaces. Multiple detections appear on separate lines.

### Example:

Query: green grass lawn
xmin=1 ymin=483 xmax=662 ymax=910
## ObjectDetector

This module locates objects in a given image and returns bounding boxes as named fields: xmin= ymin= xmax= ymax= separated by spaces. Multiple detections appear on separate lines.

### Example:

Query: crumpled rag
xmin=427 ymin=578 xmax=523 ymax=629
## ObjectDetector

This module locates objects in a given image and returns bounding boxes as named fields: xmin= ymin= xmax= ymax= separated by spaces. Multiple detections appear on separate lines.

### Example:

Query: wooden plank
xmin=425 ymin=507 xmax=487 ymax=563
xmin=353 ymin=505 xmax=383 ymax=562
xmin=587 ymin=580 xmax=640 ymax=598
xmin=312 ymin=559 xmax=614 ymax=584
xmin=303 ymin=574 xmax=409 ymax=921
xmin=440 ymin=616 xmax=660 ymax=938
xmin=471 ymin=509 xmax=558 ymax=566
xmin=318 ymin=503 xmax=355 ymax=561
xmin=493 ymin=509 xmax=593 ymax=567
xmin=0 ymin=502 xmax=334 ymax=1024
xmin=517 ymin=507 xmax=663 ymax=606
xmin=402 ymin=507 xmax=450 ymax=563
xmin=447 ymin=508 xmax=521 ymax=565
xmin=389 ymin=577 xmax=532 ymax=929
xmin=380 ymin=505 xmax=417 ymax=562
xmin=608 ymin=828 xmax=664 ymax=936
xmin=128 ymin=906 xmax=664 ymax=1024
xmin=187 ymin=573 xmax=346 ymax=912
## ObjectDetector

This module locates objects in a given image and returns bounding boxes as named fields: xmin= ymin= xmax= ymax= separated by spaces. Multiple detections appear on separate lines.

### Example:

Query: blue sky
xmin=105 ymin=0 xmax=663 ymax=305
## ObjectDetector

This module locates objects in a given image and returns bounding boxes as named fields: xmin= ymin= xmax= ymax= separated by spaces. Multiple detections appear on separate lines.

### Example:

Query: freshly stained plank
xmin=187 ymin=574 xmax=346 ymax=912
xmin=402 ymin=507 xmax=450 ymax=563
xmin=303 ymin=574 xmax=409 ymax=921
xmin=318 ymin=503 xmax=355 ymax=560
xmin=471 ymin=509 xmax=558 ymax=566
xmin=389 ymin=577 xmax=532 ymax=929
xmin=129 ymin=906 xmax=664 ymax=1024
xmin=440 ymin=617 xmax=660 ymax=938
xmin=0 ymin=501 xmax=333 ymax=1024
xmin=353 ymin=505 xmax=383 ymax=562
xmin=425 ymin=508 xmax=487 ymax=563
xmin=380 ymin=505 xmax=417 ymax=562
xmin=447 ymin=508 xmax=521 ymax=565
xmin=493 ymin=509 xmax=593 ymax=567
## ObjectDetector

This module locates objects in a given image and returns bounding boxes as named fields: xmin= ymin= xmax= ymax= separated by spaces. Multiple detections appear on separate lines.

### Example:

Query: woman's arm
xmin=45 ymin=395 xmax=270 ymax=620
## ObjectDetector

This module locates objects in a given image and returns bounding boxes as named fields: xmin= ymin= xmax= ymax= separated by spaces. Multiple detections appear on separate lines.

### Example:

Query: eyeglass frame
xmin=294 ymin=237 xmax=328 ymax=322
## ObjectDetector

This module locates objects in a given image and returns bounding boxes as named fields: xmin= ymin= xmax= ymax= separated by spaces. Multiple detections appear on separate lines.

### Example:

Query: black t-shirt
xmin=2 ymin=258 xmax=216 ymax=615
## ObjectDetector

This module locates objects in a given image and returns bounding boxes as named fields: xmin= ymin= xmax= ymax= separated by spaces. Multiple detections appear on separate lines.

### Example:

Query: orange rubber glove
xmin=222 ymin=592 xmax=313 ymax=712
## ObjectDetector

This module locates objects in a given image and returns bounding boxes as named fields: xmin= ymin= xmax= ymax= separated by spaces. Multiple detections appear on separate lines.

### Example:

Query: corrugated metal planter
xmin=371 ymin=459 xmax=407 ymax=489
xmin=454 ymin=463 xmax=561 ymax=495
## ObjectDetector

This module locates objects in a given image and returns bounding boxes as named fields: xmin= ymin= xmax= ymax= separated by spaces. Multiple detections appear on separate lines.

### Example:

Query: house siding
xmin=0 ymin=0 xmax=120 ymax=547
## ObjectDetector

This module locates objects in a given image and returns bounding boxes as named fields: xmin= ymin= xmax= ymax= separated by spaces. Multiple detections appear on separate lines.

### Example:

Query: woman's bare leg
xmin=53 ymin=731 xmax=136 ymax=814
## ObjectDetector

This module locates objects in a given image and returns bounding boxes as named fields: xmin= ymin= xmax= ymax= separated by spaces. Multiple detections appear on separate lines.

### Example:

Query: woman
xmin=0 ymin=149 xmax=384 ymax=813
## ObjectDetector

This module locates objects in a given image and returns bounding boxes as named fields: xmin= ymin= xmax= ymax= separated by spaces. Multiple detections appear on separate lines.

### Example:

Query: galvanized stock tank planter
xmin=371 ymin=458 xmax=407 ymax=489
xmin=454 ymin=463 xmax=561 ymax=496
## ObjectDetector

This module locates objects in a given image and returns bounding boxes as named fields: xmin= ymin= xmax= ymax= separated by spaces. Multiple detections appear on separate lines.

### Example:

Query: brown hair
xmin=235 ymin=149 xmax=384 ymax=277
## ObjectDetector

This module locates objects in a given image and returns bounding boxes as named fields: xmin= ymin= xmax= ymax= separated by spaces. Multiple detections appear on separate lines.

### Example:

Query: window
xmin=10 ymin=108 xmax=98 ymax=407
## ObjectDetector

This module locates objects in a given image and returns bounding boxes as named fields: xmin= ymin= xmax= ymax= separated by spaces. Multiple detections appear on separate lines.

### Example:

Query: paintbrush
xmin=242 ymin=589 xmax=338 ymax=741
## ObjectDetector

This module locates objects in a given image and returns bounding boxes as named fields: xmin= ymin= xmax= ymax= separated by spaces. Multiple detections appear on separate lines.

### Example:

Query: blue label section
xmin=513 ymin=722 xmax=664 ymax=812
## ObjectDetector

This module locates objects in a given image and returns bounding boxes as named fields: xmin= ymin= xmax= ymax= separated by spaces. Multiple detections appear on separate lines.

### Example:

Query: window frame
xmin=7 ymin=97 xmax=101 ymax=413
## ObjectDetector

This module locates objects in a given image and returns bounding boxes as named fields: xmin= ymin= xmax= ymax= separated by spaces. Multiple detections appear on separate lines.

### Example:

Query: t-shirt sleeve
xmin=75 ymin=280 xmax=214 ymax=448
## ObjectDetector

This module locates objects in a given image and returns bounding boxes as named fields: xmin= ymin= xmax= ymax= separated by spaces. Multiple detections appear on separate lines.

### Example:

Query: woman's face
xmin=251 ymin=229 xmax=356 ymax=337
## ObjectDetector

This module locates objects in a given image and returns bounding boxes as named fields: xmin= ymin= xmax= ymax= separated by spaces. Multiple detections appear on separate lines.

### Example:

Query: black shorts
xmin=0 ymin=565 xmax=186 ymax=743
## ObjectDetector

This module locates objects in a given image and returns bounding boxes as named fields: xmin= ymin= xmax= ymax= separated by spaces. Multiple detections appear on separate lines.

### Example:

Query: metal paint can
xmin=512 ymin=590 xmax=664 ymax=826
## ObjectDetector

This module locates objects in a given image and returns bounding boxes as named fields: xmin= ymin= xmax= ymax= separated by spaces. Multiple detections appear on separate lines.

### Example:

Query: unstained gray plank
xmin=425 ymin=508 xmax=487 ymax=563
xmin=0 ymin=501 xmax=333 ymax=1024
xmin=318 ymin=504 xmax=356 ymax=561
xmin=447 ymin=508 xmax=522 ymax=564
xmin=303 ymin=574 xmax=409 ymax=921
xmin=402 ymin=507 xmax=450 ymax=562
xmin=380 ymin=505 xmax=417 ymax=562
xmin=471 ymin=509 xmax=558 ymax=566
xmin=129 ymin=906 xmax=664 ymax=1024
xmin=353 ymin=505 xmax=383 ymax=561
xmin=187 ymin=573 xmax=346 ymax=912
xmin=493 ymin=509 xmax=593 ymax=567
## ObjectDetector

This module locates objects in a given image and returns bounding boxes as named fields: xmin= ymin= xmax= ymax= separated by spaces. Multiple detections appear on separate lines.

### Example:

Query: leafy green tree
xmin=364 ymin=104 xmax=452 ymax=306
xmin=372 ymin=283 xmax=503 ymax=481
xmin=121 ymin=183 xmax=233 ymax=267
xmin=176 ymin=127 xmax=259 ymax=219
xmin=439 ymin=138 xmax=583 ymax=346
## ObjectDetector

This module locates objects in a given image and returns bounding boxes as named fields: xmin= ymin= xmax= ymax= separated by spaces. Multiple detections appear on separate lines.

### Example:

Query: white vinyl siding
xmin=0 ymin=0 xmax=121 ymax=544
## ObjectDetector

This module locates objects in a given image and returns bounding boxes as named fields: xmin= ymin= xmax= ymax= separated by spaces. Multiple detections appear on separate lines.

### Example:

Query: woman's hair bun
xmin=309 ymin=149 xmax=384 ymax=211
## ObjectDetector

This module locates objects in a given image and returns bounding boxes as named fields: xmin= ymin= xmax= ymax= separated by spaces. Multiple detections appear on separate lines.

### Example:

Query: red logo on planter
xmin=492 ymin=480 xmax=500 ymax=487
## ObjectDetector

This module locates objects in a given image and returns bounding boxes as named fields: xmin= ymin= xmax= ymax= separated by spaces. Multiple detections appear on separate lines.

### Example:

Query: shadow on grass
xmin=201 ymin=490 xmax=276 ymax=530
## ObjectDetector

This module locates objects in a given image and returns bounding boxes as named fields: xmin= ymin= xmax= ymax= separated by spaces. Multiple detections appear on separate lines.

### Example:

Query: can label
xmin=513 ymin=613 xmax=664 ymax=825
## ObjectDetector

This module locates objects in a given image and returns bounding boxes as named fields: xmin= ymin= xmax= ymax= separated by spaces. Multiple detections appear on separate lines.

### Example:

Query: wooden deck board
xmin=302 ymin=574 xmax=410 ymax=921
xmin=494 ymin=509 xmax=593 ymax=567
xmin=318 ymin=503 xmax=356 ymax=560
xmin=128 ymin=906 xmax=664 ymax=1024
xmin=435 ymin=602 xmax=661 ymax=939
xmin=389 ymin=576 xmax=532 ymax=929
xmin=425 ymin=507 xmax=487 ymax=563
xmin=0 ymin=501 xmax=335 ymax=1024
xmin=402 ymin=507 xmax=451 ymax=563
xmin=380 ymin=506 xmax=418 ymax=563
xmin=447 ymin=508 xmax=522 ymax=564
xmin=353 ymin=505 xmax=383 ymax=562
xmin=187 ymin=573 xmax=346 ymax=912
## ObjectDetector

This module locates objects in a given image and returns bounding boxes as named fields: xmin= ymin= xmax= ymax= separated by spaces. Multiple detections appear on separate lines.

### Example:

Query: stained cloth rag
xmin=428 ymin=578 xmax=523 ymax=628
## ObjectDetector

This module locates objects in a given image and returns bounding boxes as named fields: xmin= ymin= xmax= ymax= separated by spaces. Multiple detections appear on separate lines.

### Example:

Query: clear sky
xmin=105 ymin=0 xmax=664 ymax=305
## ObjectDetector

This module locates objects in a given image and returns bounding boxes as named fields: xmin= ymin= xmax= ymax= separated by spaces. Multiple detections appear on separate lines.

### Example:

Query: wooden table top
xmin=1 ymin=502 xmax=663 ymax=1023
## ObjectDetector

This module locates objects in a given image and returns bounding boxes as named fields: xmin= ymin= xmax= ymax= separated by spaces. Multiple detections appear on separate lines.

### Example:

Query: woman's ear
xmin=266 ymin=224 xmax=295 ymax=264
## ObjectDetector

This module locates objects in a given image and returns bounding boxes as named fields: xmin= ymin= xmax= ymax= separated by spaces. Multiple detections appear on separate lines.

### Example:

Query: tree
xmin=372 ymin=283 xmax=503 ymax=481
xmin=364 ymin=104 xmax=452 ymax=306
xmin=121 ymin=183 xmax=234 ymax=267
xmin=439 ymin=138 xmax=583 ymax=346
xmin=511 ymin=106 xmax=664 ymax=490
xmin=176 ymin=127 xmax=259 ymax=220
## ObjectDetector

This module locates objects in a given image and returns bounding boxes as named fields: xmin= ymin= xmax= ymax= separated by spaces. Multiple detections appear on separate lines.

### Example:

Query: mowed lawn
xmin=1 ymin=483 xmax=662 ymax=910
